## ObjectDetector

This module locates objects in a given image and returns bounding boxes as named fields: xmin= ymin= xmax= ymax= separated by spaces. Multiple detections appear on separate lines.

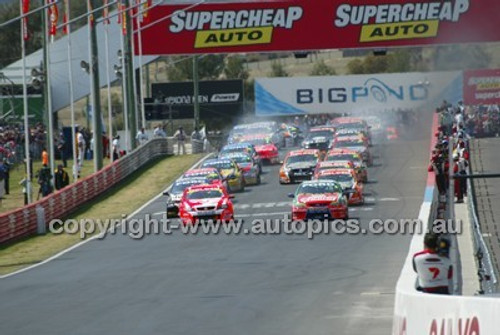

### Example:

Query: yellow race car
xmin=201 ymin=158 xmax=245 ymax=192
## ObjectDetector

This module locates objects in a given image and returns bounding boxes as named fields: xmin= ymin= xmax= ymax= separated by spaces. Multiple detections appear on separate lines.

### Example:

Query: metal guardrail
xmin=466 ymin=168 xmax=498 ymax=294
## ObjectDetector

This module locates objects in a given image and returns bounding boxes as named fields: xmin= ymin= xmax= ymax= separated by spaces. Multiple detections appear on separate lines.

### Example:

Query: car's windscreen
xmin=202 ymin=161 xmax=234 ymax=170
xmin=335 ymin=140 xmax=364 ymax=147
xmin=317 ymin=174 xmax=353 ymax=183
xmin=319 ymin=165 xmax=348 ymax=172
xmin=186 ymin=189 xmax=223 ymax=199
xmin=229 ymin=155 xmax=252 ymax=164
xmin=297 ymin=182 xmax=342 ymax=194
xmin=286 ymin=154 xmax=317 ymax=165
xmin=171 ymin=179 xmax=206 ymax=193
xmin=336 ymin=122 xmax=364 ymax=130
xmin=221 ymin=147 xmax=249 ymax=155
xmin=308 ymin=131 xmax=333 ymax=139
xmin=249 ymin=127 xmax=273 ymax=134
xmin=327 ymin=154 xmax=361 ymax=163
xmin=245 ymin=138 xmax=269 ymax=146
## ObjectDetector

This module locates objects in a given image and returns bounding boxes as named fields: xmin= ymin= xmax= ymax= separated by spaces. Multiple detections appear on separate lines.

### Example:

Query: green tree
xmin=347 ymin=58 xmax=364 ymax=74
xmin=244 ymin=78 xmax=255 ymax=101
xmin=0 ymin=2 xmax=42 ymax=68
xmin=386 ymin=50 xmax=412 ymax=73
xmin=224 ymin=56 xmax=249 ymax=80
xmin=269 ymin=60 xmax=288 ymax=77
xmin=310 ymin=59 xmax=336 ymax=76
xmin=166 ymin=55 xmax=225 ymax=81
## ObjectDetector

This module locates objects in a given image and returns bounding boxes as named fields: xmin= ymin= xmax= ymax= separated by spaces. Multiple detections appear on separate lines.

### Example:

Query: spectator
xmin=41 ymin=147 xmax=48 ymax=166
xmin=112 ymin=135 xmax=121 ymax=161
xmin=153 ymin=125 xmax=167 ymax=138
xmin=54 ymin=165 xmax=70 ymax=190
xmin=413 ymin=233 xmax=452 ymax=295
xmin=36 ymin=164 xmax=53 ymax=199
xmin=19 ymin=175 xmax=30 ymax=205
xmin=0 ymin=160 xmax=5 ymax=201
xmin=2 ymin=158 xmax=10 ymax=195
xmin=57 ymin=132 xmax=67 ymax=167
xmin=173 ymin=126 xmax=186 ymax=155
xmin=136 ymin=127 xmax=149 ymax=146
xmin=76 ymin=130 xmax=85 ymax=167
xmin=191 ymin=127 xmax=202 ymax=141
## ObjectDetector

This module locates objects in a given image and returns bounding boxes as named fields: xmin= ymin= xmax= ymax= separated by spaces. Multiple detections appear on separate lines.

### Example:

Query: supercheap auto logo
xmin=334 ymin=0 xmax=470 ymax=42
xmin=169 ymin=7 xmax=303 ymax=48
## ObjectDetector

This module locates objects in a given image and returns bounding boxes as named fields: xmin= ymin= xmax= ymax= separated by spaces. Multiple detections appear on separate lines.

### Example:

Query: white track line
xmin=0 ymin=153 xmax=214 ymax=279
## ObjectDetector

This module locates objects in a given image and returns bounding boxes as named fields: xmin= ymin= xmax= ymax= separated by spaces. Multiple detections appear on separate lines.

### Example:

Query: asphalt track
xmin=0 ymin=113 xmax=432 ymax=335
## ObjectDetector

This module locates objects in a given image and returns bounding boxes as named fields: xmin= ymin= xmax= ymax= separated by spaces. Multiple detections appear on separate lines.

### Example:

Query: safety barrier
xmin=392 ymin=114 xmax=500 ymax=334
xmin=0 ymin=138 xmax=172 ymax=245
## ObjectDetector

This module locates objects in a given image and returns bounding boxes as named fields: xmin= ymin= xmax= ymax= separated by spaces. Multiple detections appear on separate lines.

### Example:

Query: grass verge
xmin=0 ymin=153 xmax=205 ymax=275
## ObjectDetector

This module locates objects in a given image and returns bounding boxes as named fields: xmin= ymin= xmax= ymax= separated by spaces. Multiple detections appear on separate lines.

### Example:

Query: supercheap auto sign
xmin=137 ymin=0 xmax=500 ymax=55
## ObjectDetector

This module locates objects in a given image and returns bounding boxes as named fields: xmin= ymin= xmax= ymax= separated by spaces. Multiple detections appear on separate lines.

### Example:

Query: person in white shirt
xmin=112 ymin=135 xmax=121 ymax=161
xmin=153 ymin=125 xmax=167 ymax=138
xmin=136 ymin=128 xmax=149 ymax=146
xmin=173 ymin=126 xmax=186 ymax=155
xmin=76 ymin=130 xmax=85 ymax=167
xmin=413 ymin=233 xmax=452 ymax=294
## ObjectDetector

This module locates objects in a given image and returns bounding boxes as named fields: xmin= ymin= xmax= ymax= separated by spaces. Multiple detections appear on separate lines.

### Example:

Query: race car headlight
xmin=294 ymin=202 xmax=306 ymax=208
xmin=183 ymin=203 xmax=192 ymax=211
xmin=220 ymin=203 xmax=228 ymax=209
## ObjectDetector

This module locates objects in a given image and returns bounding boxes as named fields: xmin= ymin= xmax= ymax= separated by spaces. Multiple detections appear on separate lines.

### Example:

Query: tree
xmin=386 ymin=50 xmax=412 ymax=73
xmin=244 ymin=78 xmax=255 ymax=101
xmin=310 ymin=59 xmax=336 ymax=76
xmin=269 ymin=60 xmax=288 ymax=77
xmin=346 ymin=58 xmax=364 ymax=74
xmin=224 ymin=56 xmax=249 ymax=80
xmin=166 ymin=55 xmax=225 ymax=81
xmin=0 ymin=2 xmax=42 ymax=68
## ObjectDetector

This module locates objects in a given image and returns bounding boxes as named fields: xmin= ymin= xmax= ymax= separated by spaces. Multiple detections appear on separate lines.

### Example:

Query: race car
xmin=178 ymin=184 xmax=234 ymax=225
xmin=313 ymin=160 xmax=356 ymax=178
xmin=386 ymin=126 xmax=399 ymax=140
xmin=218 ymin=152 xmax=261 ymax=185
xmin=301 ymin=134 xmax=330 ymax=152
xmin=236 ymin=134 xmax=279 ymax=164
xmin=164 ymin=177 xmax=209 ymax=217
xmin=331 ymin=135 xmax=373 ymax=166
xmin=332 ymin=117 xmax=372 ymax=143
xmin=201 ymin=158 xmax=245 ymax=192
xmin=220 ymin=143 xmax=262 ymax=171
xmin=334 ymin=128 xmax=371 ymax=147
xmin=180 ymin=168 xmax=229 ymax=190
xmin=229 ymin=122 xmax=284 ymax=148
xmin=288 ymin=180 xmax=349 ymax=220
xmin=279 ymin=149 xmax=321 ymax=184
xmin=325 ymin=149 xmax=368 ymax=183
xmin=313 ymin=168 xmax=364 ymax=205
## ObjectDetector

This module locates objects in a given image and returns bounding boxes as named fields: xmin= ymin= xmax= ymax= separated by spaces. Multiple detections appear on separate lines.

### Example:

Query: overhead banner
xmin=138 ymin=0 xmax=500 ymax=55
xmin=147 ymin=79 xmax=243 ymax=120
xmin=463 ymin=68 xmax=500 ymax=105
xmin=255 ymin=72 xmax=463 ymax=115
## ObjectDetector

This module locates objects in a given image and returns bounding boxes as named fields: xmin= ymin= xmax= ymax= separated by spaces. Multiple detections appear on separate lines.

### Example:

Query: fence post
xmin=36 ymin=206 xmax=46 ymax=235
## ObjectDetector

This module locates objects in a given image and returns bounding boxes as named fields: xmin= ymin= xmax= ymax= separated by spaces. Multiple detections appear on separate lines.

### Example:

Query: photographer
xmin=413 ymin=233 xmax=452 ymax=295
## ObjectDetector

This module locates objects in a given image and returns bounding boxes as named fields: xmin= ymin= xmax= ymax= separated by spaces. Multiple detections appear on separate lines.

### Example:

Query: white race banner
xmin=255 ymin=71 xmax=463 ymax=115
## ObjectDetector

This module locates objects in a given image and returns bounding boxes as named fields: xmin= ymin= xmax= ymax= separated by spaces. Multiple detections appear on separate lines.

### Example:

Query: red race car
xmin=238 ymin=134 xmax=279 ymax=164
xmin=313 ymin=160 xmax=356 ymax=179
xmin=178 ymin=184 xmax=234 ymax=225
xmin=289 ymin=180 xmax=349 ymax=220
